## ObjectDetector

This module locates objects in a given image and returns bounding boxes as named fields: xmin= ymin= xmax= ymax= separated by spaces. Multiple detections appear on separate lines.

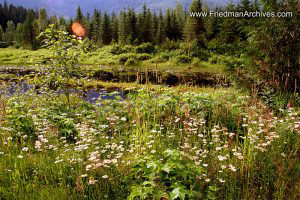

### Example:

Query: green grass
xmin=0 ymin=83 xmax=299 ymax=199
xmin=0 ymin=47 xmax=223 ymax=74
xmin=0 ymin=48 xmax=48 ymax=65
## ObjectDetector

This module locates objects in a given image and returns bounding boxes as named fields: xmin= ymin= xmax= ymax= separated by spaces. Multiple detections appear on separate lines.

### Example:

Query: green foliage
xmin=4 ymin=21 xmax=15 ymax=42
xmin=129 ymin=149 xmax=203 ymax=199
xmin=6 ymin=97 xmax=36 ymax=141
xmin=174 ymin=55 xmax=192 ymax=64
xmin=136 ymin=53 xmax=152 ymax=61
xmin=135 ymin=43 xmax=155 ymax=54
xmin=36 ymin=24 xmax=85 ymax=106
xmin=0 ymin=25 xmax=3 ymax=41
xmin=75 ymin=6 xmax=84 ymax=23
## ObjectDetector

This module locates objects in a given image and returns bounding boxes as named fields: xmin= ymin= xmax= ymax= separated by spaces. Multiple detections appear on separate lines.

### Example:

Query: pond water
xmin=1 ymin=81 xmax=125 ymax=104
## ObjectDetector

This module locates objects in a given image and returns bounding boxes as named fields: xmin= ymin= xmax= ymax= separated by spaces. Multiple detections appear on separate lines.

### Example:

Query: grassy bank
xmin=0 ymin=47 xmax=223 ymax=74
xmin=0 ymin=83 xmax=299 ymax=199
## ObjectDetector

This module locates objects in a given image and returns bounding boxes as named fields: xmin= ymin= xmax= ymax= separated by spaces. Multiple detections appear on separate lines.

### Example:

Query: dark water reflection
xmin=2 ymin=81 xmax=125 ymax=104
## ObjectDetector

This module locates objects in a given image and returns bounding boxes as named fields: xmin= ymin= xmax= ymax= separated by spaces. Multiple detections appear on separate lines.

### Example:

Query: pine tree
xmin=76 ymin=6 xmax=84 ymax=23
xmin=4 ymin=20 xmax=15 ymax=42
xmin=127 ymin=8 xmax=138 ymax=44
xmin=219 ymin=2 xmax=240 ymax=44
xmin=118 ymin=9 xmax=127 ymax=44
xmin=253 ymin=0 xmax=260 ymax=11
xmin=156 ymin=10 xmax=165 ymax=44
xmin=39 ymin=8 xmax=48 ymax=32
xmin=165 ymin=8 xmax=173 ymax=40
xmin=184 ymin=0 xmax=205 ymax=41
xmin=240 ymin=0 xmax=251 ymax=12
xmin=22 ymin=9 xmax=36 ymax=47
xmin=101 ymin=12 xmax=112 ymax=45
xmin=58 ymin=17 xmax=66 ymax=31
xmin=175 ymin=3 xmax=184 ymax=40
xmin=171 ymin=10 xmax=180 ymax=40
xmin=92 ymin=9 xmax=102 ymax=44
xmin=66 ymin=18 xmax=74 ymax=34
xmin=16 ymin=23 xmax=24 ymax=44
xmin=137 ymin=5 xmax=146 ymax=43
xmin=49 ymin=15 xmax=58 ymax=29
xmin=111 ymin=12 xmax=118 ymax=43
xmin=85 ymin=12 xmax=91 ymax=37
xmin=0 ymin=25 xmax=3 ymax=41
xmin=3 ymin=0 xmax=8 ymax=29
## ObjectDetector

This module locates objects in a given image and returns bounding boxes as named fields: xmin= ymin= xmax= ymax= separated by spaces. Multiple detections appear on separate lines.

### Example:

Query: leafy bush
xmin=6 ymin=98 xmax=36 ymax=141
xmin=136 ymin=53 xmax=152 ymax=61
xmin=135 ymin=43 xmax=155 ymax=54
xmin=174 ymin=55 xmax=192 ymax=64
xmin=110 ymin=44 xmax=127 ymax=55
xmin=128 ymin=149 xmax=204 ymax=200
xmin=118 ymin=53 xmax=137 ymax=65
xmin=125 ymin=57 xmax=137 ymax=66
xmin=161 ymin=38 xmax=180 ymax=51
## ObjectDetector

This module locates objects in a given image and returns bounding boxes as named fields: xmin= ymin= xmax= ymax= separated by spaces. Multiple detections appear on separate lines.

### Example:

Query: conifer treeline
xmin=0 ymin=0 xmax=263 ymax=48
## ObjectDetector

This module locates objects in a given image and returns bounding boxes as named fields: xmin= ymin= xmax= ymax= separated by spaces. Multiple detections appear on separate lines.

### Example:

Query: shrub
xmin=118 ymin=53 xmax=137 ymax=65
xmin=110 ymin=44 xmax=126 ymax=55
xmin=128 ymin=149 xmax=204 ymax=200
xmin=135 ymin=43 xmax=155 ymax=54
xmin=161 ymin=38 xmax=180 ymax=50
xmin=6 ymin=98 xmax=36 ymax=141
xmin=125 ymin=57 xmax=137 ymax=66
xmin=136 ymin=53 xmax=152 ymax=61
xmin=174 ymin=55 xmax=192 ymax=64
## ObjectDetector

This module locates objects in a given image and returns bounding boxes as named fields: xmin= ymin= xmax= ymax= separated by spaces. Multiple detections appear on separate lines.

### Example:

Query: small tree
xmin=0 ymin=25 xmax=3 ymax=41
xmin=4 ymin=20 xmax=15 ymax=42
xmin=37 ymin=24 xmax=85 ymax=107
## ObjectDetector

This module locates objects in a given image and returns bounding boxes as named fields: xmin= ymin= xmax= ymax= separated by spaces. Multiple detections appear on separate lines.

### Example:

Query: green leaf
xmin=170 ymin=187 xmax=188 ymax=200
xmin=128 ymin=185 xmax=143 ymax=200
xmin=142 ymin=181 xmax=155 ymax=187
xmin=162 ymin=163 xmax=172 ymax=173
xmin=209 ymin=186 xmax=219 ymax=192
xmin=146 ymin=161 xmax=157 ymax=169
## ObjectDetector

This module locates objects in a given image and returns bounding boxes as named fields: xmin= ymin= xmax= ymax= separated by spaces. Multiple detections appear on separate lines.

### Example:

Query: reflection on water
xmin=1 ymin=81 xmax=125 ymax=104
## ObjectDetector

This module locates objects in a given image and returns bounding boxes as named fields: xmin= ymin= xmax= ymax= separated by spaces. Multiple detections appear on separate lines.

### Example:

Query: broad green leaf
xmin=170 ymin=187 xmax=188 ymax=200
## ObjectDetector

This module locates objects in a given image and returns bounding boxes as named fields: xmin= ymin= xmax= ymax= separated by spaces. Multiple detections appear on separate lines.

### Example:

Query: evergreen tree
xmin=184 ymin=0 xmax=205 ymax=41
xmin=16 ymin=23 xmax=24 ymax=44
xmin=92 ymin=9 xmax=102 ymax=44
xmin=85 ymin=12 xmax=91 ymax=37
xmin=101 ymin=12 xmax=112 ymax=45
xmin=49 ymin=15 xmax=58 ymax=29
xmin=0 ymin=25 xmax=3 ymax=41
xmin=39 ymin=8 xmax=48 ymax=32
xmin=127 ymin=8 xmax=138 ymax=44
xmin=218 ymin=2 xmax=240 ymax=44
xmin=253 ymin=0 xmax=260 ymax=11
xmin=3 ymin=0 xmax=8 ymax=29
xmin=118 ymin=9 xmax=127 ymax=44
xmin=175 ymin=3 xmax=184 ymax=39
xmin=4 ymin=20 xmax=15 ymax=42
xmin=75 ymin=6 xmax=84 ymax=23
xmin=111 ymin=12 xmax=118 ymax=43
xmin=58 ymin=17 xmax=66 ymax=31
xmin=66 ymin=18 xmax=73 ymax=34
xmin=0 ymin=4 xmax=4 ymax=29
xmin=165 ymin=8 xmax=173 ymax=40
xmin=22 ymin=9 xmax=36 ymax=47
xmin=155 ymin=10 xmax=165 ymax=44
xmin=240 ymin=0 xmax=252 ymax=12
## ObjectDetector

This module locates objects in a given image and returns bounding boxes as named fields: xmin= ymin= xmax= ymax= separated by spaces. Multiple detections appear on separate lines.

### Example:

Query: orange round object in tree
xmin=71 ymin=22 xmax=86 ymax=37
